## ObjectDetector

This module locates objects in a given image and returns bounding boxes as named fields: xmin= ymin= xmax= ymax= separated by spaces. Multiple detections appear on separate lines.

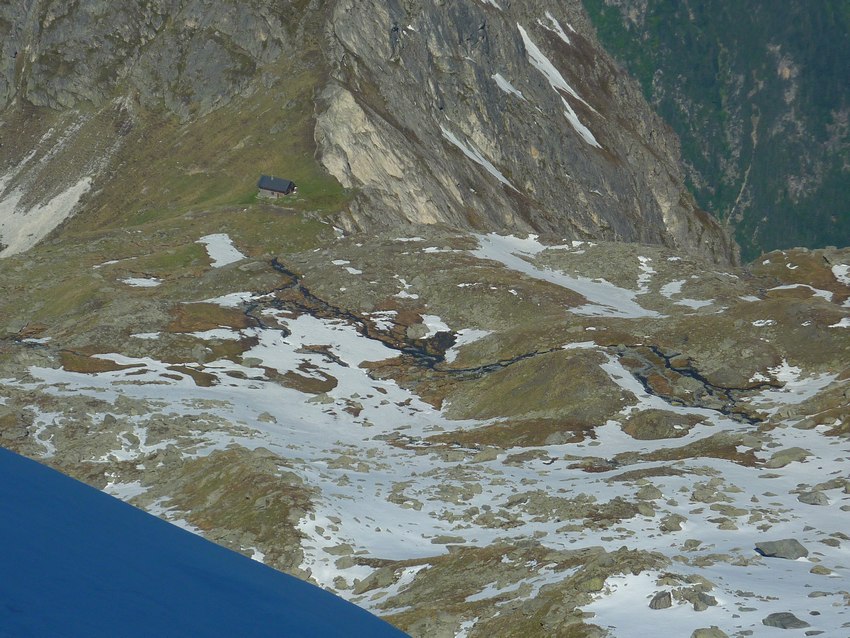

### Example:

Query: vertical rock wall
xmin=317 ymin=0 xmax=738 ymax=263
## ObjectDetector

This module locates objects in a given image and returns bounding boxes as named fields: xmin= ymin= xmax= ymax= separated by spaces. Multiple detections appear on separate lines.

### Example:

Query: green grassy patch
xmin=71 ymin=57 xmax=349 ymax=234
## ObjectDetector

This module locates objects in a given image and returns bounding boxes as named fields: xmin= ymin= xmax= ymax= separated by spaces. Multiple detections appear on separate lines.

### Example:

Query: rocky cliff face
xmin=318 ymin=0 xmax=736 ymax=263
xmin=0 ymin=0 xmax=736 ymax=263
xmin=1 ymin=0 xmax=293 ymax=116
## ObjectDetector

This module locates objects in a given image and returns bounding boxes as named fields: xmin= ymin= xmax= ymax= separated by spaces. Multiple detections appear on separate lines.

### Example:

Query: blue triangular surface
xmin=0 ymin=447 xmax=409 ymax=638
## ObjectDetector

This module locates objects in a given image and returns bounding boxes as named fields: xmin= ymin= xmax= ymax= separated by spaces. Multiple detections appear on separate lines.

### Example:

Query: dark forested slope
xmin=584 ymin=0 xmax=850 ymax=259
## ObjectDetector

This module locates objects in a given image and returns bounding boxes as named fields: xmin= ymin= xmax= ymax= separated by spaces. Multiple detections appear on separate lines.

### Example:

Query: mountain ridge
xmin=1 ymin=0 xmax=737 ymax=264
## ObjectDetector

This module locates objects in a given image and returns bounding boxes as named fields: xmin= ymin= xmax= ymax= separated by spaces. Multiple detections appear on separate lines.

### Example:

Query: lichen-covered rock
xmin=622 ymin=409 xmax=702 ymax=440
xmin=765 ymin=447 xmax=811 ymax=468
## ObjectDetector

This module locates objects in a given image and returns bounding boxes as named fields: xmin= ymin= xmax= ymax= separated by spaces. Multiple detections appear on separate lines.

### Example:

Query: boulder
xmin=352 ymin=566 xmax=397 ymax=595
xmin=765 ymin=447 xmax=810 ymax=468
xmin=637 ymin=485 xmax=663 ymax=500
xmin=692 ymin=592 xmax=718 ymax=611
xmin=755 ymin=539 xmax=809 ymax=560
xmin=660 ymin=514 xmax=687 ymax=532
xmin=762 ymin=612 xmax=810 ymax=629
xmin=798 ymin=491 xmax=829 ymax=506
xmin=649 ymin=591 xmax=672 ymax=609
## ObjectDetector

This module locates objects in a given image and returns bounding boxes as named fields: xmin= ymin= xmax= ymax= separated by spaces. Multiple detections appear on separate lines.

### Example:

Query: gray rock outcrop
xmin=755 ymin=539 xmax=809 ymax=560
xmin=1 ymin=0 xmax=292 ymax=118
xmin=797 ymin=491 xmax=829 ymax=506
xmin=649 ymin=590 xmax=672 ymax=609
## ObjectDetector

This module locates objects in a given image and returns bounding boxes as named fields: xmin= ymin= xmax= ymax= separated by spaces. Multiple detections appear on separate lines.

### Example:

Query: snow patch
xmin=465 ymin=580 xmax=523 ymax=602
xmin=472 ymin=234 xmax=661 ymax=319
xmin=455 ymin=618 xmax=478 ymax=638
xmin=93 ymin=259 xmax=121 ymax=269
xmin=769 ymin=283 xmax=833 ymax=302
xmin=659 ymin=279 xmax=713 ymax=309
xmin=747 ymin=359 xmax=839 ymax=414
xmin=517 ymin=25 xmax=592 ymax=109
xmin=636 ymin=256 xmax=654 ymax=293
xmin=444 ymin=329 xmax=492 ymax=363
xmin=660 ymin=280 xmax=684 ymax=297
xmin=204 ymin=291 xmax=256 ymax=308
xmin=368 ymin=311 xmax=398 ymax=331
xmin=440 ymin=126 xmax=517 ymax=191
xmin=103 ymin=480 xmax=149 ymax=500
xmin=0 ymin=177 xmax=92 ymax=257
xmin=421 ymin=315 xmax=451 ymax=338
xmin=394 ymin=276 xmax=419 ymax=299
xmin=122 ymin=277 xmax=162 ymax=288
xmin=131 ymin=333 xmax=161 ymax=340
xmin=196 ymin=234 xmax=246 ymax=268
xmin=333 ymin=260 xmax=363 ymax=275
xmin=560 ymin=97 xmax=602 ymax=148
xmin=492 ymin=73 xmax=525 ymax=100
xmin=538 ymin=12 xmax=571 ymax=45
xmin=517 ymin=24 xmax=600 ymax=147
xmin=189 ymin=328 xmax=243 ymax=341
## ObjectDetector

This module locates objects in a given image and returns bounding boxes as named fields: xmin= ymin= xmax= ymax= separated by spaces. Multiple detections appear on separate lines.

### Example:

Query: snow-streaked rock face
xmin=320 ymin=0 xmax=737 ymax=264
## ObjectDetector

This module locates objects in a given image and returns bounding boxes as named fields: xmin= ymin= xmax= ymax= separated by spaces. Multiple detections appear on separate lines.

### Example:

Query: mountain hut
xmin=257 ymin=175 xmax=296 ymax=198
